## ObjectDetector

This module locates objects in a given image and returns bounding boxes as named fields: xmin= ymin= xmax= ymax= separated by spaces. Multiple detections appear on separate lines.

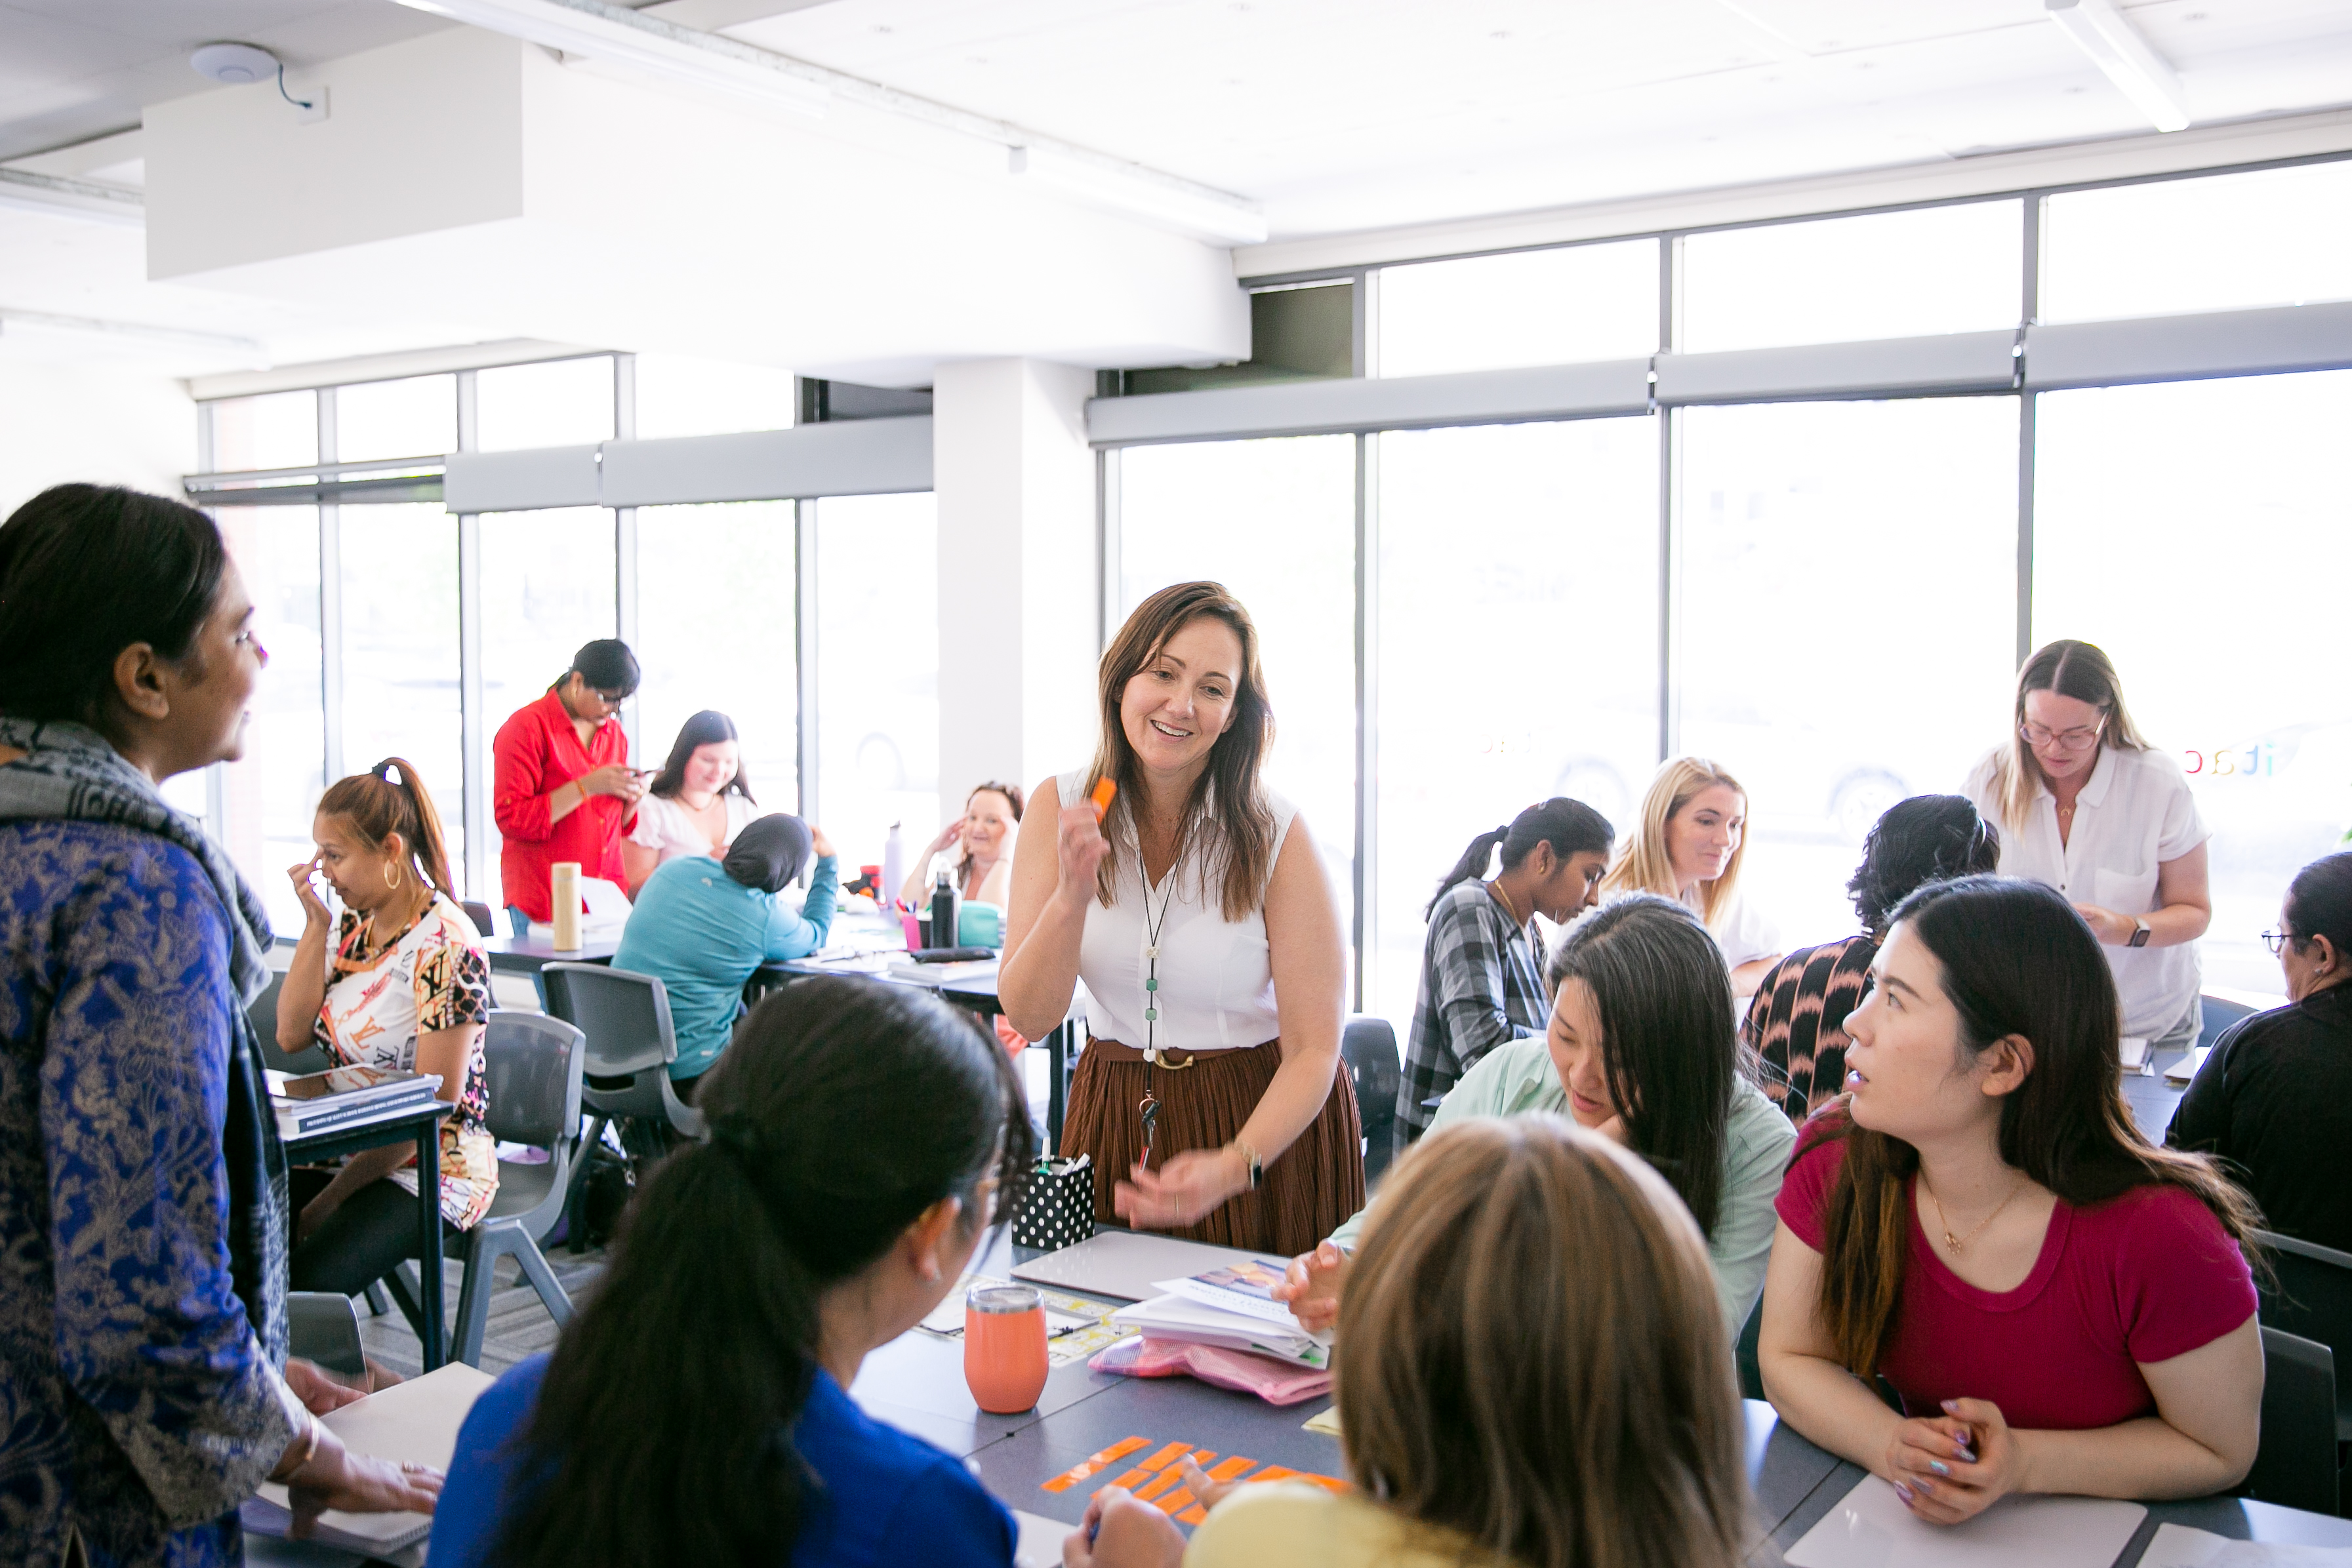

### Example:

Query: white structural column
xmin=933 ymin=358 xmax=1099 ymax=813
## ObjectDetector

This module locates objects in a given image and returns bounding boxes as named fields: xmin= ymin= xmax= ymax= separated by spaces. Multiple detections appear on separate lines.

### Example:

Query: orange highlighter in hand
xmin=1089 ymin=776 xmax=1116 ymax=820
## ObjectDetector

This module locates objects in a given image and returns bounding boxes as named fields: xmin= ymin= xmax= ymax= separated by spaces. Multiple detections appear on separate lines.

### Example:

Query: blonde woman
xmin=1067 ymin=1116 xmax=1750 ymax=1568
xmin=1600 ymin=757 xmax=1782 ymax=997
xmin=1964 ymin=639 xmax=2210 ymax=1053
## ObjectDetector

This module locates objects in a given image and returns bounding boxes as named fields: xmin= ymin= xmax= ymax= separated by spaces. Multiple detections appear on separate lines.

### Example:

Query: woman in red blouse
xmin=492 ymin=639 xmax=643 ymax=927
xmin=1758 ymin=874 xmax=2262 ymax=1525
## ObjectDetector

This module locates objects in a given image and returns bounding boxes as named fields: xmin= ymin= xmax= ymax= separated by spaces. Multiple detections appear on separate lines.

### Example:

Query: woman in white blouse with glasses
xmin=1965 ymin=639 xmax=2212 ymax=1054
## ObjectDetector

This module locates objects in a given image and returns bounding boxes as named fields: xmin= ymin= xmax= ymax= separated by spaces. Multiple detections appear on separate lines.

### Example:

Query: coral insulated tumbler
xmin=963 ymin=1283 xmax=1048 ymax=1414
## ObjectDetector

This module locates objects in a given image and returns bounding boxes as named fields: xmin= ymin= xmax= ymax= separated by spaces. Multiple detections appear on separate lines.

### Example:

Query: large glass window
xmin=211 ymin=390 xmax=315 ymax=472
xmin=337 ymin=374 xmax=456 ymax=462
xmin=214 ymin=506 xmax=325 ymax=935
xmin=477 ymin=357 xmax=615 ymax=452
xmin=634 ymin=355 xmax=798 ymax=439
xmin=636 ymin=502 xmax=799 ymax=814
xmin=1676 ymin=397 xmax=2020 ymax=956
xmin=815 ymin=493 xmax=938 ymax=878
xmin=2034 ymin=370 xmax=2352 ymax=994
xmin=1680 ymin=202 xmax=2022 ymax=353
xmin=479 ymin=508 xmax=618 ymax=908
xmin=338 ymin=503 xmax=465 ymax=882
xmin=1116 ymin=437 xmax=1360 ymax=935
xmin=2042 ymin=160 xmax=2352 ymax=325
xmin=1377 ymin=239 xmax=1658 ymax=378
xmin=1372 ymin=418 xmax=1660 ymax=1016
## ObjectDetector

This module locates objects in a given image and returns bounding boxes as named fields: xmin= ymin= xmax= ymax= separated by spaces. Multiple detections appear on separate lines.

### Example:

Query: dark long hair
xmin=1812 ymin=875 xmax=2261 ymax=1376
xmin=1844 ymin=795 xmax=2000 ymax=938
xmin=2285 ymin=851 xmax=2352 ymax=962
xmin=316 ymin=759 xmax=459 ymax=900
xmin=1547 ymin=895 xmax=1743 ymax=1236
xmin=648 ymin=710 xmax=755 ymax=805
xmin=1088 ymin=581 xmax=1276 ymax=921
xmin=1427 ymin=798 xmax=1615 ymax=919
xmin=0 ymin=483 xmax=228 ymax=727
xmin=492 ymin=978 xmax=1034 ymax=1568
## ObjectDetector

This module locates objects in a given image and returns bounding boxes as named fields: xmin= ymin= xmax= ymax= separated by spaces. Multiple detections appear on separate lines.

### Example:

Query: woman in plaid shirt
xmin=1394 ymin=799 xmax=1613 ymax=1154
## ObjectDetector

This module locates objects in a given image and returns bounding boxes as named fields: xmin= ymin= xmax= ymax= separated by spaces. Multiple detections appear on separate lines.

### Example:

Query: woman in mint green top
xmin=1281 ymin=893 xmax=1796 ymax=1337
xmin=613 ymin=813 xmax=838 ymax=1085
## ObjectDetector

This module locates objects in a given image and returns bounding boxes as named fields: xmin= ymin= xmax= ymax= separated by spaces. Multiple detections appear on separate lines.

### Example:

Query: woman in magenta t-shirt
xmin=1758 ymin=874 xmax=2262 ymax=1527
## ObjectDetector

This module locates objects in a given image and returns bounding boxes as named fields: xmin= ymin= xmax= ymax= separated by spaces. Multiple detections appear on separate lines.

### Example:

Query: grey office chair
xmin=543 ymin=963 xmax=706 ymax=1250
xmin=460 ymin=900 xmax=498 ymax=941
xmin=247 ymin=969 xmax=331 ymax=1076
xmin=286 ymin=1291 xmax=368 ymax=1382
xmin=2256 ymin=1229 xmax=2352 ymax=1453
xmin=2240 ymin=1327 xmax=2340 ymax=1517
xmin=2196 ymin=992 xmax=2260 ymax=1053
xmin=383 ymin=1010 xmax=588 ymax=1366
xmin=1341 ymin=1015 xmax=1400 ymax=1190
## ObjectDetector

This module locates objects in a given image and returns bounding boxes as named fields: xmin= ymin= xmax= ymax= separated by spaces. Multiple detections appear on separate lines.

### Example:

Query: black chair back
xmin=248 ymin=969 xmax=331 ymax=1075
xmin=482 ymin=1010 xmax=586 ymax=1150
xmin=460 ymin=900 xmax=498 ymax=940
xmin=285 ymin=1292 xmax=367 ymax=1380
xmin=1736 ymin=1293 xmax=1766 ymax=1401
xmin=1341 ymin=1016 xmax=1400 ymax=1188
xmin=2242 ymin=1327 xmax=2340 ymax=1516
xmin=2255 ymin=1228 xmax=2352 ymax=1443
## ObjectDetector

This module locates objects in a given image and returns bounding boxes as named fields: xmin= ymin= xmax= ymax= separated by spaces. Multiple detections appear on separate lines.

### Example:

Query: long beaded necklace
xmin=1136 ymin=823 xmax=1187 ymax=1163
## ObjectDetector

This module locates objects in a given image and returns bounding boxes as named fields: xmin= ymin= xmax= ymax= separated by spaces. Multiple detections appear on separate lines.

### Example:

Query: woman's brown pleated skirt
xmin=1061 ymin=1037 xmax=1365 ymax=1257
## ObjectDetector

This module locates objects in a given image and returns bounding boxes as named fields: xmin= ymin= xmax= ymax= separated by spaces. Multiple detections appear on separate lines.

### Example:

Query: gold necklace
xmin=1922 ymin=1175 xmax=2024 ymax=1254
xmin=1488 ymin=879 xmax=1524 ymax=926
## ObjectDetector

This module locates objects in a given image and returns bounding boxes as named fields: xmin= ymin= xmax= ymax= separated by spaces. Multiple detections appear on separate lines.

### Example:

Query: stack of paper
xmin=240 ymin=1361 xmax=495 ymax=1554
xmin=1110 ymin=1259 xmax=1332 ymax=1371
xmin=268 ymin=1066 xmax=442 ymax=1140
xmin=2165 ymin=1044 xmax=2213 ymax=1086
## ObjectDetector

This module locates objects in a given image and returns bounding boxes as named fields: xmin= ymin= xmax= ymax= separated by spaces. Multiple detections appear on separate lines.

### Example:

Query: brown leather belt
xmin=1085 ymin=1035 xmax=1267 ymax=1070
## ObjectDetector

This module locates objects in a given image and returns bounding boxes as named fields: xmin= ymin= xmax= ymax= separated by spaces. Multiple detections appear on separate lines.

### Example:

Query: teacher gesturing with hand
xmin=1000 ymin=580 xmax=1360 ymax=1255
xmin=1964 ymin=640 xmax=2212 ymax=1054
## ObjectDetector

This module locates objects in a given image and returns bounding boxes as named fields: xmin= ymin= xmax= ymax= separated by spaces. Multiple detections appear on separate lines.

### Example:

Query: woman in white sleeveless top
xmin=1001 ymin=581 xmax=1362 ymax=1255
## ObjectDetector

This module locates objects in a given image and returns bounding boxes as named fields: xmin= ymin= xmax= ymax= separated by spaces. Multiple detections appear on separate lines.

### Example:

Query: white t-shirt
xmin=1964 ymin=744 xmax=2209 ymax=1037
xmin=1059 ymin=770 xmax=1298 ymax=1053
xmin=1684 ymin=883 xmax=1781 ymax=971
xmin=628 ymin=791 xmax=760 ymax=868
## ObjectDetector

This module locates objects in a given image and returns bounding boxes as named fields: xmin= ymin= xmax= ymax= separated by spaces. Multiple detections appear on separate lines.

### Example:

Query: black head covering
xmin=725 ymin=812 xmax=813 ymax=894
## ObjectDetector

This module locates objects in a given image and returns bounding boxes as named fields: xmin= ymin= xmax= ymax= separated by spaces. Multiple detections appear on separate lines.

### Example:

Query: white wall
xmin=0 ymin=355 xmax=193 ymax=519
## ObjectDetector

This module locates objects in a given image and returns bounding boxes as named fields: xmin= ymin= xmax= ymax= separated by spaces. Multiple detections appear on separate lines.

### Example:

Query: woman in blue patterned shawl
xmin=0 ymin=485 xmax=441 ymax=1568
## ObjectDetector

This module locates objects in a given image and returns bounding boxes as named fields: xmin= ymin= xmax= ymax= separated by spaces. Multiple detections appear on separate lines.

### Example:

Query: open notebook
xmin=240 ymin=1361 xmax=495 ymax=1555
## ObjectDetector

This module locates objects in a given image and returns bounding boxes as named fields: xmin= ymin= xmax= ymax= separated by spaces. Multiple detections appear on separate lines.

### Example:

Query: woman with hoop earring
xmin=1000 ymin=581 xmax=1360 ymax=1256
xmin=279 ymin=758 xmax=497 ymax=1295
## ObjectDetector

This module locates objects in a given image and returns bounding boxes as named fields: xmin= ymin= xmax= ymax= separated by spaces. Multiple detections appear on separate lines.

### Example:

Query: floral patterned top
xmin=314 ymin=894 xmax=497 ymax=1228
xmin=2 ymin=819 xmax=298 ymax=1568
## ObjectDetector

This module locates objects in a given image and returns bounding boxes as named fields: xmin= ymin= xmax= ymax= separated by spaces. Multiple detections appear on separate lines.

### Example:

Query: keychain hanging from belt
xmin=1138 ymin=868 xmax=1183 ymax=1163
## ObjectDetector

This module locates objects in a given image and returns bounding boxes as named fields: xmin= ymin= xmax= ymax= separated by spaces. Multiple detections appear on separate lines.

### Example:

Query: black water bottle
xmin=929 ymin=868 xmax=962 ymax=954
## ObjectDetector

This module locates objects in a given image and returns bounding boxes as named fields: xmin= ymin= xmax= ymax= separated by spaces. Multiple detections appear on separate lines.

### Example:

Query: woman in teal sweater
xmin=613 ymin=813 xmax=837 ymax=1091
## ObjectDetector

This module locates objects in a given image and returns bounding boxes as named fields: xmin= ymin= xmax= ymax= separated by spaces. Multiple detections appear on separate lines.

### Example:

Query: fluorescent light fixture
xmin=1009 ymin=146 xmax=1267 ymax=246
xmin=390 ymin=0 xmax=832 ymax=116
xmin=0 ymin=168 xmax=144 ymax=228
xmin=2046 ymin=0 xmax=2191 ymax=132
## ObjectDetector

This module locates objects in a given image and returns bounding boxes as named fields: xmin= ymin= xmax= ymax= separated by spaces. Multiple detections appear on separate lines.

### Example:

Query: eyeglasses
xmin=2261 ymin=929 xmax=2294 ymax=956
xmin=2019 ymin=720 xmax=2103 ymax=752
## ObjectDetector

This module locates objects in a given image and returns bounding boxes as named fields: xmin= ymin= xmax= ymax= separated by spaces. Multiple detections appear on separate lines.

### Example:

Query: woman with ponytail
xmin=1760 ymin=876 xmax=2262 ymax=1527
xmin=279 ymin=758 xmax=497 ymax=1294
xmin=1395 ymin=799 xmax=1613 ymax=1150
xmin=428 ymin=977 xmax=1038 ymax=1568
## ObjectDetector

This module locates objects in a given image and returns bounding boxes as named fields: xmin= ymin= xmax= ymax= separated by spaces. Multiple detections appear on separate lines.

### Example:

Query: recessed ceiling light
xmin=190 ymin=42 xmax=282 ymax=85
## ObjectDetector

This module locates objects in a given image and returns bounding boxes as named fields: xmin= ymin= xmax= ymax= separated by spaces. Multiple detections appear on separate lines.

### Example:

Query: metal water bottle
xmin=929 ymin=868 xmax=962 ymax=954
xmin=882 ymin=821 xmax=905 ymax=908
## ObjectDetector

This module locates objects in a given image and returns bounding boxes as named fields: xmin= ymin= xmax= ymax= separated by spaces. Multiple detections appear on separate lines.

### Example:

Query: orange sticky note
xmin=1135 ymin=1441 xmax=1194 ymax=1473
xmin=1040 ymin=1436 xmax=1149 ymax=1493
xmin=1203 ymin=1457 xmax=1257 ymax=1482
xmin=1089 ymin=776 xmax=1117 ymax=818
xmin=1153 ymin=1487 xmax=1196 ymax=1516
